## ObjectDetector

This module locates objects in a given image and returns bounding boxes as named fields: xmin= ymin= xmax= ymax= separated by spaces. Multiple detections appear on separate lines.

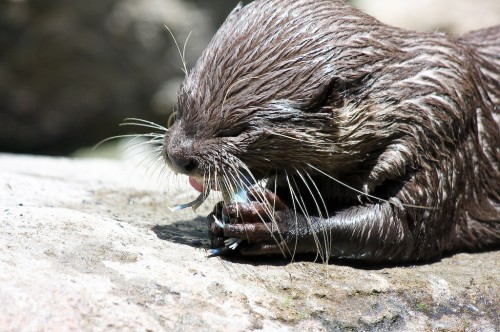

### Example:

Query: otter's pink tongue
xmin=189 ymin=177 xmax=204 ymax=193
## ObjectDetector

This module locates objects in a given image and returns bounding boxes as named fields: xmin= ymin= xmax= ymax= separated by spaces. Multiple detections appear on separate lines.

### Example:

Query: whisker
xmin=264 ymin=129 xmax=338 ymax=147
xmin=119 ymin=138 xmax=164 ymax=157
xmin=121 ymin=118 xmax=168 ymax=132
xmin=288 ymin=172 xmax=325 ymax=262
xmin=303 ymin=171 xmax=332 ymax=259
xmin=93 ymin=134 xmax=162 ymax=150
xmin=205 ymin=166 xmax=210 ymax=197
xmin=119 ymin=123 xmax=166 ymax=132
xmin=220 ymin=163 xmax=279 ymax=252
xmin=283 ymin=172 xmax=301 ymax=260
xmin=123 ymin=117 xmax=167 ymax=129
xmin=168 ymin=110 xmax=177 ymax=129
xmin=182 ymin=31 xmax=193 ymax=72
xmin=307 ymin=163 xmax=437 ymax=210
xmin=144 ymin=158 xmax=163 ymax=180
xmin=295 ymin=169 xmax=331 ymax=261
xmin=164 ymin=24 xmax=189 ymax=77
xmin=235 ymin=167 xmax=275 ymax=223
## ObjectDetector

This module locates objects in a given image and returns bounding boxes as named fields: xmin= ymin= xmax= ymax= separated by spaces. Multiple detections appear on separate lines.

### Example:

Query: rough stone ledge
xmin=0 ymin=153 xmax=498 ymax=331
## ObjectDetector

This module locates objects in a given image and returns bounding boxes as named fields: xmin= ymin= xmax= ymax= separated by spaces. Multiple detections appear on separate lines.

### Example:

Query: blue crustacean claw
xmin=169 ymin=190 xmax=209 ymax=212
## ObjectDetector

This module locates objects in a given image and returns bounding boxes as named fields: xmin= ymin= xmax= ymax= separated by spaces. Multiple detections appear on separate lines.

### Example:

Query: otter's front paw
xmin=207 ymin=188 xmax=314 ymax=257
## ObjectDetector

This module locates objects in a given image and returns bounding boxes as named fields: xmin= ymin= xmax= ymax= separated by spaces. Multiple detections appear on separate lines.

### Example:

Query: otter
xmin=163 ymin=0 xmax=500 ymax=263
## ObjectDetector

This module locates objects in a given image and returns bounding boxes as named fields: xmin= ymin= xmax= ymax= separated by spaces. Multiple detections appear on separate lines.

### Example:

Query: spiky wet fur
xmin=163 ymin=0 xmax=500 ymax=263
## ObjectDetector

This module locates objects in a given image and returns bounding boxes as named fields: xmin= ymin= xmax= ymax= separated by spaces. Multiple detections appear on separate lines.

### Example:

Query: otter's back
xmin=460 ymin=26 xmax=500 ymax=119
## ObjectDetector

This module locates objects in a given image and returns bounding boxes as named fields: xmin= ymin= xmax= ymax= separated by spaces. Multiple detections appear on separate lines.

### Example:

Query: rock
xmin=0 ymin=154 xmax=499 ymax=331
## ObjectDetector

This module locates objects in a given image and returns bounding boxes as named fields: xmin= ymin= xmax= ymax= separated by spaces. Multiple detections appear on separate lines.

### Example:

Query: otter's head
xmin=163 ymin=0 xmax=389 ymax=189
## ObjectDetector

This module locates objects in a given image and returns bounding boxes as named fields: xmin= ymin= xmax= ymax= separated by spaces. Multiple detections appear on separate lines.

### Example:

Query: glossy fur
xmin=164 ymin=0 xmax=500 ymax=262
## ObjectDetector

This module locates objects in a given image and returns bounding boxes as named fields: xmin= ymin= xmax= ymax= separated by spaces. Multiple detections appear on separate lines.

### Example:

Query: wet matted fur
xmin=163 ymin=0 xmax=500 ymax=263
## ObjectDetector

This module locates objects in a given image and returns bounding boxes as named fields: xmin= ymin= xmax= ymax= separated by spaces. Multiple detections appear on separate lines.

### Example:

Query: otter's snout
xmin=168 ymin=152 xmax=198 ymax=175
xmin=163 ymin=126 xmax=199 ymax=176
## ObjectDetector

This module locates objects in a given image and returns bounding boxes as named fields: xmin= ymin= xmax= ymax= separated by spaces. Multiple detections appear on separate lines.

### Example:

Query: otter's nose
xmin=168 ymin=153 xmax=198 ymax=175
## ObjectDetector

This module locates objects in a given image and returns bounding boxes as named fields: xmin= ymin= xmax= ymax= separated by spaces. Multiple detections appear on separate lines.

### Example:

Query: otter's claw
xmin=208 ymin=187 xmax=291 ymax=255
xmin=207 ymin=247 xmax=230 ymax=257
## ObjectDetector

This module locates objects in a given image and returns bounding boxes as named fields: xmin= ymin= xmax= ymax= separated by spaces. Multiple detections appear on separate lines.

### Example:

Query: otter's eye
xmin=217 ymin=126 xmax=245 ymax=138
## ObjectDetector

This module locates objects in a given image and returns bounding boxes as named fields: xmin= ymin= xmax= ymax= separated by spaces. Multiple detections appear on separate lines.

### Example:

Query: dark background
xmin=0 ymin=0 xmax=497 ymax=156
xmin=0 ymin=0 xmax=243 ymax=155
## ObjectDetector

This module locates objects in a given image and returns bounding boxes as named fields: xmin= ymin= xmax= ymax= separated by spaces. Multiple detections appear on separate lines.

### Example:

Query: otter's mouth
xmin=187 ymin=177 xmax=225 ymax=193
xmin=188 ymin=177 xmax=204 ymax=193
xmin=170 ymin=173 xmax=257 ymax=255
xmin=171 ymin=172 xmax=256 ymax=213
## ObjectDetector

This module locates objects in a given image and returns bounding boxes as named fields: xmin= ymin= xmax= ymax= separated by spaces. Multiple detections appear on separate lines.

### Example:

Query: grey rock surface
xmin=0 ymin=154 xmax=499 ymax=331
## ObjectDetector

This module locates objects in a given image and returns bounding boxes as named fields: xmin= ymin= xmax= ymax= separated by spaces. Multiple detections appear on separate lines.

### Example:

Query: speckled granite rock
xmin=0 ymin=154 xmax=498 ymax=331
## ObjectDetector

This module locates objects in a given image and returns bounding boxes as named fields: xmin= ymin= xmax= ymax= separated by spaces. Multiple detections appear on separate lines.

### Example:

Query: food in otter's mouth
xmin=169 ymin=193 xmax=208 ymax=213
xmin=171 ymin=173 xmax=255 ymax=255
xmin=163 ymin=0 xmax=500 ymax=263
xmin=208 ymin=183 xmax=252 ymax=256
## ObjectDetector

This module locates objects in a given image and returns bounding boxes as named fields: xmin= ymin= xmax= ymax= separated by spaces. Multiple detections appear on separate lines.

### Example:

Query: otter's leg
xmin=208 ymin=189 xmax=415 ymax=262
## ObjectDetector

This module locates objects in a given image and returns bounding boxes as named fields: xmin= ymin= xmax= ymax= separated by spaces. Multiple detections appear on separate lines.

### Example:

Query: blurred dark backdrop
xmin=0 ymin=0 xmax=498 ymax=156
xmin=0 ymin=0 xmax=242 ymax=155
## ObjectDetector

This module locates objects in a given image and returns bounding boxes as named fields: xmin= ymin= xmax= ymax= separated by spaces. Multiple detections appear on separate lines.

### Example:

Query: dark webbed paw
xmin=207 ymin=187 xmax=316 ymax=257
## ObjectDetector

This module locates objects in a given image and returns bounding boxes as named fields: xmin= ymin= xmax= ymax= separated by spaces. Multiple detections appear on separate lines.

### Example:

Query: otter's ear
xmin=302 ymin=74 xmax=372 ymax=113
xmin=229 ymin=2 xmax=244 ymax=16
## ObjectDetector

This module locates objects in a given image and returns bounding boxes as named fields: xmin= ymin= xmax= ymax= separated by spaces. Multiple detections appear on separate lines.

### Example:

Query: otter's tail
xmin=460 ymin=26 xmax=500 ymax=114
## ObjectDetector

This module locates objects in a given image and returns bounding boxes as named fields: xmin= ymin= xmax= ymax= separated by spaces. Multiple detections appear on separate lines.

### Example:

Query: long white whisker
xmin=233 ymin=163 xmax=275 ymax=221
xmin=264 ymin=129 xmax=338 ymax=147
xmin=120 ymin=138 xmax=164 ymax=156
xmin=304 ymin=171 xmax=332 ymax=259
xmin=307 ymin=163 xmax=437 ymax=210
xmin=93 ymin=134 xmax=162 ymax=150
xmin=182 ymin=31 xmax=193 ymax=72
xmin=119 ymin=123 xmax=166 ymax=132
xmin=224 ymin=163 xmax=286 ymax=257
xmin=164 ymin=25 xmax=189 ymax=77
xmin=288 ymin=172 xmax=325 ymax=262
xmin=295 ymin=169 xmax=331 ymax=262
xmin=168 ymin=110 xmax=177 ymax=129
xmin=283 ymin=172 xmax=301 ymax=260
xmin=123 ymin=118 xmax=167 ymax=131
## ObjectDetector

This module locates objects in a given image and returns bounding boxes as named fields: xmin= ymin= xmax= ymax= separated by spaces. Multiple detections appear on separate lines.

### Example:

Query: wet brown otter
xmin=163 ymin=0 xmax=500 ymax=263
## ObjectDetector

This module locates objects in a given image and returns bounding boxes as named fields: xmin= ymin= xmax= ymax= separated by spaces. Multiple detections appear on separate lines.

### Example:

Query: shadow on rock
xmin=152 ymin=217 xmax=209 ymax=248
xmin=215 ymin=252 xmax=446 ymax=269
xmin=152 ymin=219 xmax=442 ymax=268
xmin=152 ymin=217 xmax=483 ymax=270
